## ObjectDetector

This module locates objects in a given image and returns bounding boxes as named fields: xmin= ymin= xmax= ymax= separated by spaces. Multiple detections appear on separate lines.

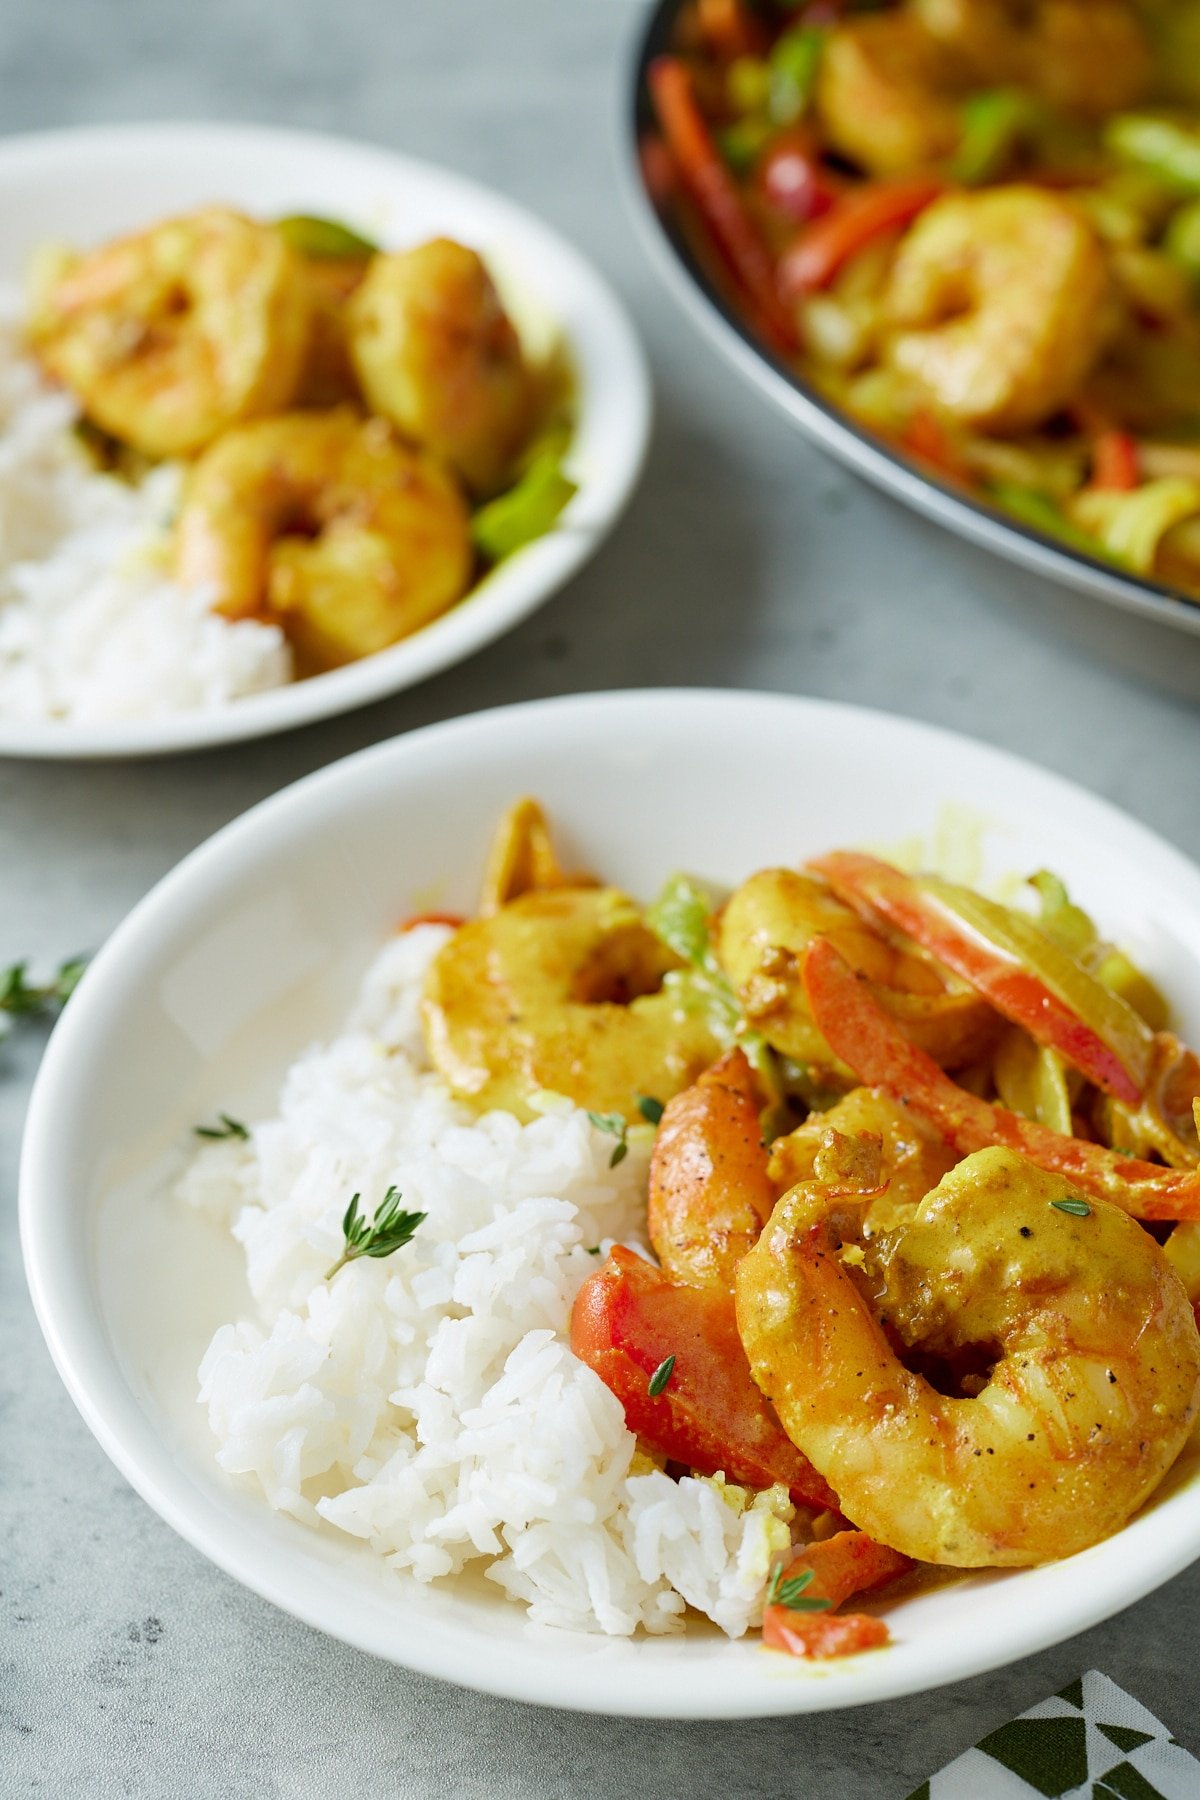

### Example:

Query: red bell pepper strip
xmin=763 ymin=1530 xmax=911 ymax=1660
xmin=638 ymin=133 xmax=677 ymax=210
xmin=810 ymin=851 xmax=1149 ymax=1105
xmin=1091 ymin=428 xmax=1140 ymax=493
xmin=571 ymin=1246 xmax=838 ymax=1510
xmin=778 ymin=176 xmax=944 ymax=296
xmin=801 ymin=935 xmax=1200 ymax=1221
xmin=899 ymin=408 xmax=970 ymax=485
xmin=647 ymin=57 xmax=800 ymax=353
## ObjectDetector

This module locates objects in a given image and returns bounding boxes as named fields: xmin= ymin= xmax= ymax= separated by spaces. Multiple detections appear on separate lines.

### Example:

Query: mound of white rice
xmin=0 ymin=293 xmax=290 ymax=723
xmin=181 ymin=925 xmax=798 ymax=1637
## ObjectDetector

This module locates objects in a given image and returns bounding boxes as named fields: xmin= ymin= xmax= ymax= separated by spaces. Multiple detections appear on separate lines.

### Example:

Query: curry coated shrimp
xmin=883 ymin=187 xmax=1116 ymax=432
xmin=28 ymin=208 xmax=312 ymax=458
xmin=422 ymin=886 xmax=724 ymax=1120
xmin=769 ymin=1085 xmax=957 ymax=1235
xmin=348 ymin=238 xmax=532 ymax=497
xmin=914 ymin=0 xmax=1152 ymax=116
xmin=647 ymin=1049 xmax=776 ymax=1288
xmin=175 ymin=408 xmax=472 ymax=670
xmin=737 ymin=1139 xmax=1200 ymax=1566
xmin=814 ymin=11 xmax=966 ymax=178
xmin=715 ymin=868 xmax=998 ymax=1073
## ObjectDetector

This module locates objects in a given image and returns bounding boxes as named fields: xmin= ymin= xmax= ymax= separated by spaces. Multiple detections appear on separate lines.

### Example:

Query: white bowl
xmin=20 ymin=689 xmax=1200 ymax=1716
xmin=0 ymin=123 xmax=650 ymax=758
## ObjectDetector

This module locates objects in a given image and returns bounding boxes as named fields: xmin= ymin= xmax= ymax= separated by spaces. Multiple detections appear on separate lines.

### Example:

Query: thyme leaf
xmin=1051 ymin=1196 xmax=1092 ymax=1217
xmin=647 ymin=1353 xmax=676 ymax=1397
xmin=636 ymin=1093 xmax=665 ymax=1126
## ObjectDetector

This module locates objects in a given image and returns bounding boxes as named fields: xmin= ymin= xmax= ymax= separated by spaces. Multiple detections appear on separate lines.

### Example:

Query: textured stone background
xmin=2 ymin=2 xmax=1199 ymax=1794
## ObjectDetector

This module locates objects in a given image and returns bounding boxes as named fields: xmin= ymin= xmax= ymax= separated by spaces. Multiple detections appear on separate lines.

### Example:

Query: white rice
xmin=0 ymin=291 xmax=291 ymax=722
xmin=182 ymin=925 xmax=797 ymax=1637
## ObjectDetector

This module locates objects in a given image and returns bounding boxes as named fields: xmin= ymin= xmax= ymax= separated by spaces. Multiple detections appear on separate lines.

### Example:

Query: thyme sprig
xmin=0 ymin=954 xmax=87 ymax=1027
xmin=587 ymin=1110 xmax=629 ymax=1168
xmin=194 ymin=1112 xmax=249 ymax=1142
xmin=766 ymin=1564 xmax=831 ymax=1614
xmin=324 ymin=1186 xmax=426 ymax=1281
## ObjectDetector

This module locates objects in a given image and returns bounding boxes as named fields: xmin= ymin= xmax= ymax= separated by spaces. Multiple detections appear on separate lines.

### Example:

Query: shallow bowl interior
xmin=20 ymin=689 xmax=1200 ymax=1716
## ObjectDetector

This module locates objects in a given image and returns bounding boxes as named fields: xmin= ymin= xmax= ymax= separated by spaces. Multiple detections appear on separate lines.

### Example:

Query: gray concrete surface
xmin=3 ymin=2 xmax=1200 ymax=1794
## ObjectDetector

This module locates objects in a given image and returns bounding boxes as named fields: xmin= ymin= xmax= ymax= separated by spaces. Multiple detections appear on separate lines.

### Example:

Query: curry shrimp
xmin=422 ymin=884 xmax=724 ymax=1119
xmin=883 ymin=188 xmax=1115 ymax=432
xmin=813 ymin=11 xmax=966 ymax=179
xmin=715 ymin=867 xmax=998 ymax=1070
xmin=737 ymin=1140 xmax=1200 ymax=1565
xmin=175 ymin=409 xmax=473 ymax=669
xmin=28 ymin=208 xmax=312 ymax=459
xmin=647 ymin=1049 xmax=776 ymax=1288
xmin=348 ymin=238 xmax=533 ymax=497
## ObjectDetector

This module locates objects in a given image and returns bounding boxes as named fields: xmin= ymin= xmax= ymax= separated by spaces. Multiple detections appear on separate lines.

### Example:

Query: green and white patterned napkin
xmin=907 ymin=1670 xmax=1199 ymax=1799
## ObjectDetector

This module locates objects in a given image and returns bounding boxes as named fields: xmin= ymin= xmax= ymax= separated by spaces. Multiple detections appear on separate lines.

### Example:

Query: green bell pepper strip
xmin=471 ymin=451 xmax=577 ymax=563
xmin=767 ymin=27 xmax=825 ymax=128
xmin=275 ymin=214 xmax=379 ymax=260
xmin=951 ymin=90 xmax=1036 ymax=186
xmin=987 ymin=482 xmax=1129 ymax=566
xmin=1106 ymin=114 xmax=1200 ymax=195
xmin=1166 ymin=197 xmax=1200 ymax=278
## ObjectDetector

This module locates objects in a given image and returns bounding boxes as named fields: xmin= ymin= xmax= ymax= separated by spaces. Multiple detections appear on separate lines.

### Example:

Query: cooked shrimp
xmin=736 ymin=1139 xmax=1200 ymax=1565
xmin=422 ymin=886 xmax=725 ymax=1120
xmin=28 ymin=208 xmax=311 ymax=458
xmin=769 ymin=1085 xmax=956 ymax=1234
xmin=715 ymin=869 xmax=998 ymax=1074
xmin=175 ymin=409 xmax=472 ymax=669
xmin=648 ymin=1049 xmax=776 ymax=1288
xmin=914 ymin=0 xmax=1152 ymax=116
xmin=814 ymin=12 xmax=967 ymax=178
xmin=348 ymin=238 xmax=532 ymax=497
xmin=883 ymin=187 xmax=1116 ymax=432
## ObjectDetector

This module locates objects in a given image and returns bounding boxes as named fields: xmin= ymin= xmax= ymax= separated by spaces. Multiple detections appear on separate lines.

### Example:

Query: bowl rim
xmin=19 ymin=687 xmax=1200 ymax=1717
xmin=0 ymin=119 xmax=652 ymax=759
xmin=622 ymin=0 xmax=1200 ymax=641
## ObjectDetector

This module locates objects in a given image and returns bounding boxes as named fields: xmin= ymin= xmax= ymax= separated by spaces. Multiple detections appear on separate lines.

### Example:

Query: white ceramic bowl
xmin=0 ymin=123 xmax=650 ymax=757
xmin=20 ymin=690 xmax=1200 ymax=1716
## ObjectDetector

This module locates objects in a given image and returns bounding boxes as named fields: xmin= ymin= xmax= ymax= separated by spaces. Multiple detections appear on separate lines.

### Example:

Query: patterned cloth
xmin=907 ymin=1671 xmax=1200 ymax=1799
